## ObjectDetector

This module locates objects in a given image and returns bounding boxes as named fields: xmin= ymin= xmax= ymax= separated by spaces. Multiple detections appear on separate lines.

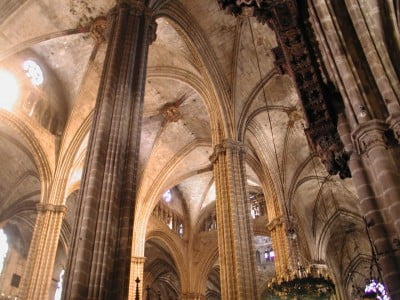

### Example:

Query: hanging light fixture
xmin=349 ymin=218 xmax=391 ymax=300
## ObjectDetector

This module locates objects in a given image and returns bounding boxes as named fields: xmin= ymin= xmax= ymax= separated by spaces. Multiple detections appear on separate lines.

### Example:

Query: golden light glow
xmin=0 ymin=70 xmax=19 ymax=111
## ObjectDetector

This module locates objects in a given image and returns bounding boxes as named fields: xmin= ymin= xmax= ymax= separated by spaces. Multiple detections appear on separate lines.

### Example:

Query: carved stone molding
xmin=161 ymin=104 xmax=181 ymax=122
xmin=387 ymin=113 xmax=400 ymax=142
xmin=209 ymin=139 xmax=247 ymax=163
xmin=352 ymin=120 xmax=389 ymax=155
xmin=36 ymin=203 xmax=67 ymax=214
xmin=131 ymin=256 xmax=146 ymax=265
xmin=267 ymin=216 xmax=284 ymax=231
xmin=90 ymin=16 xmax=107 ymax=44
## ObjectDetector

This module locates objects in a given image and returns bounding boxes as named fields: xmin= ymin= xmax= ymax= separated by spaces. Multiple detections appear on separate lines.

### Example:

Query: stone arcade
xmin=0 ymin=0 xmax=399 ymax=299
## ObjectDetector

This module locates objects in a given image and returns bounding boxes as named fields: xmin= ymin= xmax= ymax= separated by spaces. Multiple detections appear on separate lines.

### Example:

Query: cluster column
xmin=20 ymin=204 xmax=66 ymax=300
xmin=210 ymin=139 xmax=258 ymax=300
xmin=267 ymin=217 xmax=293 ymax=279
xmin=63 ymin=1 xmax=156 ymax=299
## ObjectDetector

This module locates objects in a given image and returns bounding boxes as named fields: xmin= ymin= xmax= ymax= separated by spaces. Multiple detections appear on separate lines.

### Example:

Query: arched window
xmin=0 ymin=229 xmax=8 ymax=274
xmin=163 ymin=190 xmax=172 ymax=203
xmin=23 ymin=60 xmax=43 ymax=86
xmin=264 ymin=249 xmax=275 ymax=262
xmin=54 ymin=269 xmax=65 ymax=300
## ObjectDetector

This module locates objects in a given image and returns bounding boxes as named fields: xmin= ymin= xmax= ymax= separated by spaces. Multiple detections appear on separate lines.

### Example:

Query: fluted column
xmin=20 ymin=203 xmax=66 ymax=300
xmin=210 ymin=139 xmax=258 ymax=300
xmin=129 ymin=256 xmax=146 ymax=300
xmin=63 ymin=1 xmax=156 ymax=299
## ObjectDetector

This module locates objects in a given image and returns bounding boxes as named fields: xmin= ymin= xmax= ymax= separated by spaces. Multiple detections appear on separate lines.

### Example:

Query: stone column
xmin=338 ymin=115 xmax=400 ymax=298
xmin=63 ymin=1 xmax=156 ymax=299
xmin=129 ymin=256 xmax=146 ymax=300
xmin=267 ymin=217 xmax=293 ymax=279
xmin=353 ymin=120 xmax=400 ymax=238
xmin=20 ymin=203 xmax=66 ymax=300
xmin=210 ymin=139 xmax=258 ymax=300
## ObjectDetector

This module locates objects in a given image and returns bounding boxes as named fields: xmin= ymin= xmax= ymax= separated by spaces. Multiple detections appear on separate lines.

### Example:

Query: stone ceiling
xmin=0 ymin=0 xmax=361 ymax=274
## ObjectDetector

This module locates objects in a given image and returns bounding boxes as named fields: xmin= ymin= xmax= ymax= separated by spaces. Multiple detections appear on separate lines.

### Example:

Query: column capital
xmin=36 ymin=203 xmax=67 ymax=214
xmin=267 ymin=216 xmax=284 ymax=231
xmin=131 ymin=256 xmax=146 ymax=264
xmin=209 ymin=139 xmax=246 ymax=163
xmin=89 ymin=16 xmax=107 ymax=44
xmin=115 ymin=0 xmax=154 ymax=17
xmin=352 ymin=120 xmax=389 ymax=154
xmin=387 ymin=113 xmax=400 ymax=141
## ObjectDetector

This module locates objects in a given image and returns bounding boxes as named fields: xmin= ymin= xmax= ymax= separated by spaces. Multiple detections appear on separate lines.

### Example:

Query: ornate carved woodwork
xmin=218 ymin=0 xmax=351 ymax=178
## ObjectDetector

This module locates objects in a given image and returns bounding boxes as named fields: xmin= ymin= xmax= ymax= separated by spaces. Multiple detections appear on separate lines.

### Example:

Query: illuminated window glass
xmin=179 ymin=224 xmax=184 ymax=237
xmin=364 ymin=279 xmax=390 ymax=300
xmin=163 ymin=190 xmax=172 ymax=203
xmin=54 ymin=269 xmax=65 ymax=300
xmin=0 ymin=229 xmax=8 ymax=274
xmin=23 ymin=60 xmax=44 ymax=86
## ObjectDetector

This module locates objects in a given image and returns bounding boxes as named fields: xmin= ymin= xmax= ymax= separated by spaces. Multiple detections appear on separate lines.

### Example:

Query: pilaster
xmin=63 ymin=1 xmax=156 ymax=299
xmin=210 ymin=139 xmax=258 ymax=300
xmin=20 ymin=204 xmax=66 ymax=300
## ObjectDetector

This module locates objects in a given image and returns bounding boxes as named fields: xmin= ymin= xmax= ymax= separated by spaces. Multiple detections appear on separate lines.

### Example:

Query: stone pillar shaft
xmin=63 ymin=2 xmax=155 ymax=299
xmin=210 ymin=139 xmax=257 ymax=300
xmin=267 ymin=217 xmax=293 ymax=279
xmin=129 ymin=256 xmax=146 ymax=300
xmin=20 ymin=204 xmax=66 ymax=300
xmin=339 ymin=115 xmax=400 ymax=298
xmin=353 ymin=120 xmax=400 ymax=237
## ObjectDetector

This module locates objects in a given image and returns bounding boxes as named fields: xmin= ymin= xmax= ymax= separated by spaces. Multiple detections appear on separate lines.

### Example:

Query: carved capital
xmin=209 ymin=139 xmax=246 ymax=163
xmin=115 ymin=0 xmax=154 ymax=17
xmin=352 ymin=120 xmax=388 ymax=155
xmin=267 ymin=216 xmax=284 ymax=231
xmin=36 ymin=203 xmax=67 ymax=214
xmin=387 ymin=113 xmax=400 ymax=142
xmin=90 ymin=16 xmax=107 ymax=44
xmin=131 ymin=256 xmax=146 ymax=265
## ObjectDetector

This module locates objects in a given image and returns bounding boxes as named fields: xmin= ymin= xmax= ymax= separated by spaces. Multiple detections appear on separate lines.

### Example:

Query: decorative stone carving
xmin=218 ymin=0 xmax=351 ymax=179
xmin=161 ymin=103 xmax=181 ymax=122
xmin=209 ymin=139 xmax=246 ymax=163
xmin=36 ymin=203 xmax=67 ymax=214
xmin=352 ymin=120 xmax=388 ymax=155
xmin=89 ymin=16 xmax=107 ymax=44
